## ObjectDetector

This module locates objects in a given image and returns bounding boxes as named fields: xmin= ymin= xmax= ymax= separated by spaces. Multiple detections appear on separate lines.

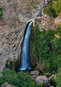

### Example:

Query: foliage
xmin=0 ymin=69 xmax=38 ymax=87
xmin=52 ymin=0 xmax=61 ymax=15
xmin=56 ymin=68 xmax=61 ymax=87
xmin=43 ymin=0 xmax=61 ymax=18
xmin=6 ymin=59 xmax=14 ymax=69
xmin=43 ymin=3 xmax=56 ymax=17
xmin=0 ymin=6 xmax=3 ymax=19
xmin=57 ymin=23 xmax=61 ymax=32
xmin=37 ymin=83 xmax=43 ymax=87
xmin=52 ymin=32 xmax=61 ymax=52
xmin=17 ymin=71 xmax=36 ymax=87
xmin=31 ymin=24 xmax=61 ymax=73
xmin=0 ymin=69 xmax=19 ymax=87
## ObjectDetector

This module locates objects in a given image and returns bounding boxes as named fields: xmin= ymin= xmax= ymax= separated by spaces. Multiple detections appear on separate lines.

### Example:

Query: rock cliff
xmin=0 ymin=0 xmax=53 ymax=73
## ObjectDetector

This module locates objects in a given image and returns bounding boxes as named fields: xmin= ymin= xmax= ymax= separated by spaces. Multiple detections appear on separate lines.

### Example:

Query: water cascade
xmin=18 ymin=21 xmax=33 ymax=71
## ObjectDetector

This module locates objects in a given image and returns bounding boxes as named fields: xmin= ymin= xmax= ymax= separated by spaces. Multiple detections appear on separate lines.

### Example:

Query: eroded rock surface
xmin=30 ymin=70 xmax=40 ymax=78
xmin=0 ymin=0 xmax=54 ymax=73
xmin=1 ymin=82 xmax=14 ymax=87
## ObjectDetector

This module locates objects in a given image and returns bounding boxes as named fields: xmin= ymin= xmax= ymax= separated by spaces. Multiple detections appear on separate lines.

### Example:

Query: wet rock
xmin=1 ymin=82 xmax=14 ymax=87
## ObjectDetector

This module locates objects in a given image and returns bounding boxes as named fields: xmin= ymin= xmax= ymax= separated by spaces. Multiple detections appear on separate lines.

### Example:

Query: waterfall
xmin=18 ymin=21 xmax=33 ymax=71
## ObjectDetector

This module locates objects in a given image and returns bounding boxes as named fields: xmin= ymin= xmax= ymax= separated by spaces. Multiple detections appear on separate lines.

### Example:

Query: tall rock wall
xmin=0 ymin=0 xmax=53 ymax=73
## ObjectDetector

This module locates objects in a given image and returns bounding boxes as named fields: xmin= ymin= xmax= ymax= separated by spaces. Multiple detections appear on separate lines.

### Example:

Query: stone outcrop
xmin=1 ymin=82 xmax=14 ymax=87
xmin=54 ymin=13 xmax=61 ymax=27
xmin=35 ymin=75 xmax=55 ymax=86
xmin=0 ymin=0 xmax=43 ymax=73
xmin=0 ymin=0 xmax=54 ymax=73
xmin=35 ymin=76 xmax=48 ymax=84
xmin=0 ymin=0 xmax=27 ymax=73
xmin=37 ymin=0 xmax=52 ymax=5
xmin=36 ymin=14 xmax=56 ymax=31
xmin=30 ymin=70 xmax=40 ymax=78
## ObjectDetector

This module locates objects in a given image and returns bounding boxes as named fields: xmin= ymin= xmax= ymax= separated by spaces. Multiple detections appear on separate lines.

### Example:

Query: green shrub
xmin=6 ymin=59 xmax=14 ymax=69
xmin=0 ymin=77 xmax=5 ymax=86
xmin=43 ymin=0 xmax=61 ymax=17
xmin=57 ymin=23 xmax=61 ymax=32
xmin=37 ymin=83 xmax=42 ymax=87
xmin=52 ymin=0 xmax=61 ymax=15
xmin=56 ymin=68 xmax=61 ymax=87
xmin=17 ymin=71 xmax=36 ymax=87
xmin=52 ymin=32 xmax=61 ymax=52
xmin=34 ymin=25 xmax=55 ymax=72
xmin=54 ymin=55 xmax=61 ymax=70
xmin=31 ymin=24 xmax=61 ymax=73
xmin=0 ymin=6 xmax=3 ymax=19
xmin=0 ymin=69 xmax=19 ymax=87
xmin=0 ymin=69 xmax=37 ymax=87
xmin=43 ymin=3 xmax=52 ymax=16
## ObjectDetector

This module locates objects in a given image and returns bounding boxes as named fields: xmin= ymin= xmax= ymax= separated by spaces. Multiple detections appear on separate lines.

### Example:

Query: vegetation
xmin=56 ymin=68 xmax=61 ymax=87
xmin=0 ymin=6 xmax=3 ymax=19
xmin=0 ymin=0 xmax=61 ymax=87
xmin=31 ymin=23 xmax=61 ymax=74
xmin=31 ymin=23 xmax=61 ymax=86
xmin=1 ymin=23 xmax=61 ymax=87
xmin=43 ymin=0 xmax=61 ymax=18
xmin=0 ymin=69 xmax=40 ymax=87
xmin=1 ymin=24 xmax=61 ymax=87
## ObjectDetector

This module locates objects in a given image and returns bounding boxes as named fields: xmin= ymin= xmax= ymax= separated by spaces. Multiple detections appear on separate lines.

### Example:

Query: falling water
xmin=18 ymin=21 xmax=33 ymax=71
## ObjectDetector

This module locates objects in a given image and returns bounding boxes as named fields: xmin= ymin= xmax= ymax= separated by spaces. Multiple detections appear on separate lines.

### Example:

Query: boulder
xmin=35 ymin=75 xmax=55 ymax=87
xmin=30 ymin=70 xmax=40 ymax=78
xmin=1 ymin=82 xmax=14 ymax=87
xmin=35 ymin=76 xmax=48 ymax=84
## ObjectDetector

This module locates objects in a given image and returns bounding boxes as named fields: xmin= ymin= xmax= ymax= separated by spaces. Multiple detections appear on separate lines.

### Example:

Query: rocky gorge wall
xmin=0 ymin=0 xmax=53 ymax=73
xmin=0 ymin=0 xmax=27 ymax=73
